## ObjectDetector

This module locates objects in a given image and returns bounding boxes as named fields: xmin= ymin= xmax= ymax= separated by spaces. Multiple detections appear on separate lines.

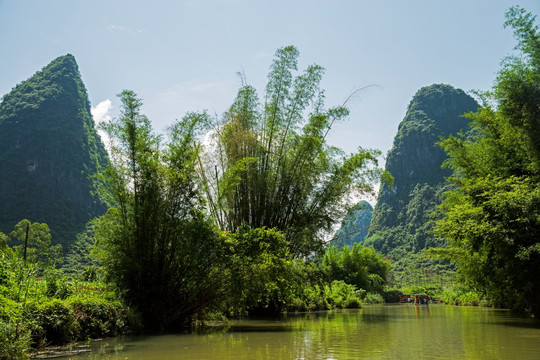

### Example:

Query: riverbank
xmin=0 ymin=267 xmax=139 ymax=360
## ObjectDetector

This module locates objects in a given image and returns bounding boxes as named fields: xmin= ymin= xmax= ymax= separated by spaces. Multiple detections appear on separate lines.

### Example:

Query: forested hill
xmin=0 ymin=54 xmax=108 ymax=249
xmin=364 ymin=84 xmax=479 ymax=265
xmin=331 ymin=201 xmax=373 ymax=248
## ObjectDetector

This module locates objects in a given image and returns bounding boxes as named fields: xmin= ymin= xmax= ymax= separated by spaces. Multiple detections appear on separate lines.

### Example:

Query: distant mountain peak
xmin=331 ymin=200 xmax=373 ymax=248
xmin=0 ymin=54 xmax=108 ymax=249
xmin=364 ymin=84 xmax=478 ymax=264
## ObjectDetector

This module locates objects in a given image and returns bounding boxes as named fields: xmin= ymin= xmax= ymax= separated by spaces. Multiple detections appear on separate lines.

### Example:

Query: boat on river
xmin=399 ymin=293 xmax=429 ymax=305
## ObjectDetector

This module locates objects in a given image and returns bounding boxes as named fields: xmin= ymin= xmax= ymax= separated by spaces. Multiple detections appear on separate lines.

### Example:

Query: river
xmin=53 ymin=304 xmax=540 ymax=359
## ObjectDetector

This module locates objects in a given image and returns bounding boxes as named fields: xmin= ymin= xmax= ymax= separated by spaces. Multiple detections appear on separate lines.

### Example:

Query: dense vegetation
xmin=89 ymin=47 xmax=390 ymax=330
xmin=0 ymin=55 xmax=108 ymax=249
xmin=94 ymin=90 xmax=225 ymax=330
xmin=0 ymin=221 xmax=136 ymax=360
xmin=363 ymin=84 xmax=479 ymax=277
xmin=198 ymin=46 xmax=385 ymax=258
xmin=0 ymin=49 xmax=393 ymax=358
xmin=433 ymin=7 xmax=540 ymax=315
xmin=1 ymin=6 xmax=538 ymax=358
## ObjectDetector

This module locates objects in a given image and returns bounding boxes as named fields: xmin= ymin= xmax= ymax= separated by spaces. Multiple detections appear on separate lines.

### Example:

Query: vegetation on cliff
xmin=364 ymin=84 xmax=479 ymax=275
xmin=331 ymin=201 xmax=373 ymax=248
xmin=0 ymin=54 xmax=108 ymax=249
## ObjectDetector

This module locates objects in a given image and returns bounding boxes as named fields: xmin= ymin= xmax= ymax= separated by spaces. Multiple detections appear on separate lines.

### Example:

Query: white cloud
xmin=91 ymin=99 xmax=112 ymax=125
xmin=91 ymin=99 xmax=113 ymax=152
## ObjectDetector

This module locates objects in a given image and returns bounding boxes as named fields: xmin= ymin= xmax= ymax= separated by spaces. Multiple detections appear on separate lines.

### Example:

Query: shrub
xmin=0 ymin=320 xmax=30 ymax=360
xmin=30 ymin=299 xmax=75 ymax=346
xmin=67 ymin=297 xmax=131 ymax=339
xmin=363 ymin=292 xmax=385 ymax=304
xmin=324 ymin=281 xmax=362 ymax=309
xmin=343 ymin=295 xmax=362 ymax=309
xmin=45 ymin=270 xmax=72 ymax=300
xmin=382 ymin=289 xmax=402 ymax=303
xmin=440 ymin=289 xmax=491 ymax=307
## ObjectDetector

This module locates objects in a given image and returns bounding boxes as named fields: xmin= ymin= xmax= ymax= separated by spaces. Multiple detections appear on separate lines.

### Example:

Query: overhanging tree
xmin=198 ymin=46 xmax=385 ymax=257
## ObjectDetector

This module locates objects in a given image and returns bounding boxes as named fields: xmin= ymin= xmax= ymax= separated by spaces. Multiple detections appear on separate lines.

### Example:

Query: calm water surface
xmin=55 ymin=304 xmax=540 ymax=360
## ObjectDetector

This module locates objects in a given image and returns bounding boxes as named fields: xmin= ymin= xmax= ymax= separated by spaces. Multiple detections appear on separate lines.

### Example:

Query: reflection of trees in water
xmin=75 ymin=306 xmax=540 ymax=360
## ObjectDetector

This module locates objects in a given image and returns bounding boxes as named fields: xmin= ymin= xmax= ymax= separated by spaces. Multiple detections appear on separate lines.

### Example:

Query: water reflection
xmin=55 ymin=305 xmax=540 ymax=360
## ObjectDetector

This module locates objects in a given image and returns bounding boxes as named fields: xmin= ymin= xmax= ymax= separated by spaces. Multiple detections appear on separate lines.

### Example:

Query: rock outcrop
xmin=0 ymin=54 xmax=108 ymax=249
xmin=364 ymin=84 xmax=479 ymax=265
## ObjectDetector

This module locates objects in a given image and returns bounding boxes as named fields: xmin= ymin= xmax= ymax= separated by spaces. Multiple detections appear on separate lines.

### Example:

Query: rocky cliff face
xmin=0 ymin=54 xmax=108 ymax=249
xmin=364 ymin=84 xmax=478 ymax=264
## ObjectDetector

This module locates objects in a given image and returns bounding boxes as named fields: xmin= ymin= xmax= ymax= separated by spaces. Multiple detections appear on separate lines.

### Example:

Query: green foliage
xmin=9 ymin=220 xmax=62 ymax=269
xmin=199 ymin=46 xmax=383 ymax=258
xmin=365 ymin=84 xmax=479 ymax=266
xmin=287 ymin=279 xmax=363 ymax=312
xmin=224 ymin=226 xmax=295 ymax=315
xmin=44 ymin=269 xmax=72 ymax=299
xmin=0 ymin=54 xmax=108 ymax=249
xmin=29 ymin=298 xmax=76 ymax=346
xmin=439 ymin=288 xmax=491 ymax=307
xmin=381 ymin=289 xmax=401 ymax=303
xmin=363 ymin=292 xmax=385 ymax=304
xmin=66 ymin=296 xmax=131 ymax=339
xmin=322 ymin=244 xmax=390 ymax=293
xmin=292 ymin=284 xmax=330 ymax=312
xmin=0 ymin=250 xmax=135 ymax=355
xmin=63 ymin=223 xmax=102 ymax=280
xmin=95 ymin=90 xmax=225 ymax=329
xmin=0 ymin=232 xmax=10 ymax=254
xmin=0 ymin=319 xmax=30 ymax=360
xmin=323 ymin=280 xmax=363 ymax=308
xmin=435 ymin=7 xmax=540 ymax=315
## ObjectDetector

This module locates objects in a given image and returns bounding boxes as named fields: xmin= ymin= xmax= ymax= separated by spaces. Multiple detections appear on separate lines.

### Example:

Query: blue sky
xmin=1 ymin=0 xmax=539 ymax=158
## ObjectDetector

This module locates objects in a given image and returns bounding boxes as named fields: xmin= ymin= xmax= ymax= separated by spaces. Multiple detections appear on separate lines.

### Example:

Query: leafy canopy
xmin=198 ymin=45 xmax=384 ymax=257
xmin=434 ymin=6 xmax=540 ymax=314
xmin=95 ymin=90 xmax=224 ymax=329
xmin=9 ymin=219 xmax=62 ymax=268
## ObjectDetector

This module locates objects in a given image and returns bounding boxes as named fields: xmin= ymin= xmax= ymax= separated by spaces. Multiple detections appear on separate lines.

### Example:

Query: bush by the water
xmin=0 ymin=254 xmax=137 ymax=359
xmin=440 ymin=289 xmax=491 ymax=307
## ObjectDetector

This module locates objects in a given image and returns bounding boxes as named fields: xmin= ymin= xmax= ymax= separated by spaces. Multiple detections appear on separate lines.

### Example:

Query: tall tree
xmin=198 ymin=46 xmax=384 ymax=257
xmin=95 ymin=90 xmax=224 ymax=329
xmin=9 ymin=219 xmax=62 ymax=268
xmin=434 ymin=7 xmax=540 ymax=314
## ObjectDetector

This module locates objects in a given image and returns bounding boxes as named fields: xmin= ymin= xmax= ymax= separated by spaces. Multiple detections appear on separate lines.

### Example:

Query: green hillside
xmin=364 ymin=84 xmax=479 ymax=268
xmin=0 ymin=54 xmax=108 ymax=249
xmin=331 ymin=201 xmax=373 ymax=248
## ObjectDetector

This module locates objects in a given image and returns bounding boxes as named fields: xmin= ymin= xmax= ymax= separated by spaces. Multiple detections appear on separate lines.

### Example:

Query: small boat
xmin=399 ymin=293 xmax=429 ymax=305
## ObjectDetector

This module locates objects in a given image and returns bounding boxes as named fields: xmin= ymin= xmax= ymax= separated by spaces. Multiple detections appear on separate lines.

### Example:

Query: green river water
xmin=54 ymin=304 xmax=540 ymax=360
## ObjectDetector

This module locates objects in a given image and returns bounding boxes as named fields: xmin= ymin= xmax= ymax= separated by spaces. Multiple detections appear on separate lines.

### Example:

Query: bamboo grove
xmin=198 ymin=46 xmax=384 ymax=257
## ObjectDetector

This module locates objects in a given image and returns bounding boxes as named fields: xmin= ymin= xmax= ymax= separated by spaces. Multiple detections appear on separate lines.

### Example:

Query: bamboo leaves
xmin=199 ymin=46 xmax=382 ymax=257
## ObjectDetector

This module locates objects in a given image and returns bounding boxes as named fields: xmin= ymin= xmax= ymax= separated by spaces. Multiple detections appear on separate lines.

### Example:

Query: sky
xmin=1 ymin=0 xmax=539 ymax=160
